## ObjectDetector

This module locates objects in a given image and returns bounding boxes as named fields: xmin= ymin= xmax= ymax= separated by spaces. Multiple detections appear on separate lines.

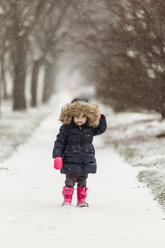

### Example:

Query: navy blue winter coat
xmin=52 ymin=114 xmax=107 ymax=175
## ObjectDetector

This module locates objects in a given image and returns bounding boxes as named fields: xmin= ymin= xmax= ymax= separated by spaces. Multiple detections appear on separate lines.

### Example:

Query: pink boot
xmin=62 ymin=187 xmax=74 ymax=206
xmin=77 ymin=187 xmax=89 ymax=207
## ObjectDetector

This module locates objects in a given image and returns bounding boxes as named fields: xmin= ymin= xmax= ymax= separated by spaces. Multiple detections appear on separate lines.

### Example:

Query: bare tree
xmin=28 ymin=0 xmax=73 ymax=106
xmin=0 ymin=0 xmax=73 ymax=110
xmin=91 ymin=0 xmax=165 ymax=117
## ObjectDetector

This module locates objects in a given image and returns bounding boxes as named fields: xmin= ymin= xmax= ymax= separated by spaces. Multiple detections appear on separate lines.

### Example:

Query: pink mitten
xmin=54 ymin=157 xmax=63 ymax=170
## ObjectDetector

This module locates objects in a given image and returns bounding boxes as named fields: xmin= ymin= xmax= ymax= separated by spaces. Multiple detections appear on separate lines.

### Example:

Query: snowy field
xmin=104 ymin=106 xmax=165 ymax=210
xmin=0 ymin=99 xmax=54 ymax=163
xmin=0 ymin=93 xmax=165 ymax=248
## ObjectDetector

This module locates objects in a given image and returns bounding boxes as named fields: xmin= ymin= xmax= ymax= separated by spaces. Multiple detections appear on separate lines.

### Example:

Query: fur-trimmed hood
xmin=59 ymin=101 xmax=100 ymax=128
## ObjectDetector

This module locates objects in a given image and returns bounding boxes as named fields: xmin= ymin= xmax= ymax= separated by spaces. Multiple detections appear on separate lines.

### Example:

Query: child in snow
xmin=52 ymin=98 xmax=107 ymax=207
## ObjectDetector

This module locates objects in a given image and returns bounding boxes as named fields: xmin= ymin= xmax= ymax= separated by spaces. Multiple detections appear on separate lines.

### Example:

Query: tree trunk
xmin=12 ymin=39 xmax=26 ymax=111
xmin=11 ymin=3 xmax=27 ymax=111
xmin=42 ymin=62 xmax=54 ymax=103
xmin=31 ymin=60 xmax=41 ymax=107
xmin=0 ymin=57 xmax=4 ymax=97
xmin=159 ymin=74 xmax=165 ymax=119
xmin=1 ymin=57 xmax=8 ymax=100
xmin=160 ymin=87 xmax=165 ymax=119
xmin=0 ymin=60 xmax=2 ymax=118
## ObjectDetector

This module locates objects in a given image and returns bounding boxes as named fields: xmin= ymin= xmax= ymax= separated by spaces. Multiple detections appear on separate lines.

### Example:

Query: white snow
xmin=0 ymin=93 xmax=165 ymax=248
xmin=0 ymin=6 xmax=4 ymax=15
xmin=147 ymin=69 xmax=156 ymax=79
xmin=127 ymin=50 xmax=136 ymax=58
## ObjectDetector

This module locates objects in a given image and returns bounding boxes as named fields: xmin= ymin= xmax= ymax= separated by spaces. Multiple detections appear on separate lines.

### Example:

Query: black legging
xmin=65 ymin=174 xmax=88 ymax=188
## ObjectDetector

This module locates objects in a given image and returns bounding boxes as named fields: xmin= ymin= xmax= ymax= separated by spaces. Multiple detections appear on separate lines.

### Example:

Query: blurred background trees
xmin=0 ymin=0 xmax=73 ymax=111
xmin=94 ymin=0 xmax=165 ymax=118
xmin=0 ymin=0 xmax=165 ymax=118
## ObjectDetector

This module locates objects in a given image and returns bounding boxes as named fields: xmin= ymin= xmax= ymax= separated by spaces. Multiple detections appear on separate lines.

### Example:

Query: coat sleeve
xmin=93 ymin=114 xmax=107 ymax=136
xmin=52 ymin=124 xmax=68 ymax=158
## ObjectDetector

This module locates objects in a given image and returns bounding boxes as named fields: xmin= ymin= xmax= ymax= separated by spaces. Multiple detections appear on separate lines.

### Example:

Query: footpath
xmin=0 ymin=93 xmax=164 ymax=248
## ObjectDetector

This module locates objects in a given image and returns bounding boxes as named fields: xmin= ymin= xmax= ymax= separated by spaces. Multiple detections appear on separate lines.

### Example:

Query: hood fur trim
xmin=59 ymin=101 xmax=100 ymax=128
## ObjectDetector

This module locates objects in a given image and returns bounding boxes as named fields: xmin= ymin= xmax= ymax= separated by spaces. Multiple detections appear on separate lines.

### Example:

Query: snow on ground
xmin=103 ymin=105 xmax=165 ymax=209
xmin=0 ymin=92 xmax=165 ymax=248
xmin=0 ymin=99 xmax=54 ymax=163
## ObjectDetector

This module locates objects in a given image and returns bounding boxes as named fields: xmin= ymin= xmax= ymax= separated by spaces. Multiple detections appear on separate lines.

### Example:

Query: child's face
xmin=73 ymin=114 xmax=87 ymax=126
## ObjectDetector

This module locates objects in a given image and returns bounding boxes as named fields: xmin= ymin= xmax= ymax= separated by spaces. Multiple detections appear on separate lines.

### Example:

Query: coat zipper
xmin=79 ymin=126 xmax=85 ymax=172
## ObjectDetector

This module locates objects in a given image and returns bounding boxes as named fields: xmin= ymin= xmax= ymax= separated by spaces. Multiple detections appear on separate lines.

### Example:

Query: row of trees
xmin=1 ymin=0 xmax=165 ymax=118
xmin=63 ymin=0 xmax=165 ymax=118
xmin=93 ymin=0 xmax=165 ymax=118
xmin=0 ymin=0 xmax=73 ymax=111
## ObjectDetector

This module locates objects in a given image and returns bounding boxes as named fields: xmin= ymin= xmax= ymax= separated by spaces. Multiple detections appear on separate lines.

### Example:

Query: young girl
xmin=52 ymin=98 xmax=107 ymax=207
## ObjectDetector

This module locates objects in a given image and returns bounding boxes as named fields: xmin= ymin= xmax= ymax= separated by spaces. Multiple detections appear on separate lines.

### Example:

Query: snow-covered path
xmin=0 ymin=94 xmax=165 ymax=248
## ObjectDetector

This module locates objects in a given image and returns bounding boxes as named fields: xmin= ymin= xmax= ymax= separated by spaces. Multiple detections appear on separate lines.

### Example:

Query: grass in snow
xmin=102 ymin=106 xmax=165 ymax=211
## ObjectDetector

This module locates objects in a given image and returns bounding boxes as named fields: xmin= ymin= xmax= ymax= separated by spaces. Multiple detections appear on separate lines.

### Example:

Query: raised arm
xmin=93 ymin=114 xmax=107 ymax=136
xmin=52 ymin=124 xmax=68 ymax=158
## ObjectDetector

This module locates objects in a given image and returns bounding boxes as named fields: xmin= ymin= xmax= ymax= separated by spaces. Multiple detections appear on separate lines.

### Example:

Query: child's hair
xmin=60 ymin=98 xmax=100 ymax=127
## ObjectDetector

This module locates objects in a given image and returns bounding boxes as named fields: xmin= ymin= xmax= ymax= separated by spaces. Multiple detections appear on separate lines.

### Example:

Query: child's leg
xmin=77 ymin=174 xmax=88 ymax=188
xmin=65 ymin=174 xmax=77 ymax=188
xmin=77 ymin=174 xmax=88 ymax=207
xmin=62 ymin=175 xmax=76 ymax=206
